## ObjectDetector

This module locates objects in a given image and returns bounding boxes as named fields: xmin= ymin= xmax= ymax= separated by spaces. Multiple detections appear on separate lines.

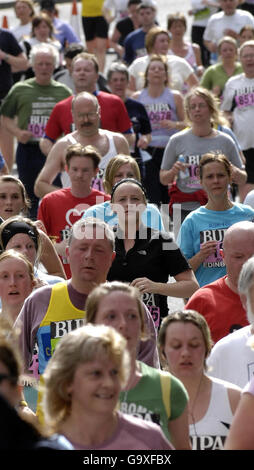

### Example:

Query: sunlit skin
xmin=71 ymin=59 xmax=98 ymax=94
xmin=94 ymin=291 xmax=142 ymax=357
xmin=0 ymin=182 xmax=24 ymax=220
xmin=163 ymin=322 xmax=206 ymax=381
xmin=66 ymin=156 xmax=98 ymax=198
xmin=71 ymin=97 xmax=100 ymax=137
xmin=187 ymin=95 xmax=212 ymax=125
xmin=219 ymin=42 xmax=237 ymax=61
xmin=112 ymin=163 xmax=136 ymax=185
xmin=0 ymin=257 xmax=34 ymax=322
xmin=33 ymin=21 xmax=51 ymax=42
xmin=152 ymin=33 xmax=170 ymax=55
xmin=146 ymin=60 xmax=168 ymax=86
xmin=239 ymin=30 xmax=254 ymax=46
xmin=240 ymin=46 xmax=254 ymax=78
xmin=111 ymin=183 xmax=146 ymax=232
xmin=200 ymin=161 xmax=231 ymax=201
xmin=66 ymin=356 xmax=122 ymax=417
xmin=66 ymin=228 xmax=115 ymax=293
xmin=15 ymin=1 xmax=33 ymax=24
xmin=32 ymin=51 xmax=55 ymax=85
xmin=6 ymin=233 xmax=37 ymax=266
xmin=138 ymin=7 xmax=156 ymax=32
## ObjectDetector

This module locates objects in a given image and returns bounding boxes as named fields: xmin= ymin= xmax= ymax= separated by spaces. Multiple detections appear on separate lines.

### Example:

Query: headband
xmin=111 ymin=178 xmax=147 ymax=200
xmin=0 ymin=221 xmax=38 ymax=251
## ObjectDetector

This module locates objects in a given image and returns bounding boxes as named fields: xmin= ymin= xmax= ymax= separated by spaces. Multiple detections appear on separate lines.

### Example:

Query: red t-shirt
xmin=37 ymin=187 xmax=110 ymax=278
xmin=43 ymin=91 xmax=132 ymax=141
xmin=185 ymin=275 xmax=249 ymax=344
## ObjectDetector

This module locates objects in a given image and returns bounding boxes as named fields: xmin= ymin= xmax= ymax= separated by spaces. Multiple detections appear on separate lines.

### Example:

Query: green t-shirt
xmin=0 ymin=78 xmax=72 ymax=143
xmin=119 ymin=361 xmax=189 ymax=440
xmin=200 ymin=62 xmax=243 ymax=97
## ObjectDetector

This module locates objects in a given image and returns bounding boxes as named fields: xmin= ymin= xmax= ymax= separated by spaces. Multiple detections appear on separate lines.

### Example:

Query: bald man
xmin=34 ymin=91 xmax=130 ymax=198
xmin=185 ymin=220 xmax=254 ymax=343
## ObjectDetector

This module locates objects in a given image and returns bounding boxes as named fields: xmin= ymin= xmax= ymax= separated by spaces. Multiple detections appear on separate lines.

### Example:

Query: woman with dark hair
xmin=132 ymin=54 xmax=186 ymax=205
xmin=106 ymin=178 xmax=199 ymax=327
xmin=158 ymin=309 xmax=241 ymax=450
xmin=167 ymin=12 xmax=204 ymax=79
xmin=177 ymin=152 xmax=254 ymax=287
xmin=20 ymin=12 xmax=62 ymax=78
xmin=83 ymin=154 xmax=164 ymax=230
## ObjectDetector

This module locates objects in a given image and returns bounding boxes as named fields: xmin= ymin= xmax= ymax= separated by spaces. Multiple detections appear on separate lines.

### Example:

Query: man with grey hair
xmin=186 ymin=220 xmax=254 ymax=343
xmin=15 ymin=217 xmax=160 ymax=402
xmin=207 ymin=254 xmax=254 ymax=388
xmin=0 ymin=42 xmax=72 ymax=219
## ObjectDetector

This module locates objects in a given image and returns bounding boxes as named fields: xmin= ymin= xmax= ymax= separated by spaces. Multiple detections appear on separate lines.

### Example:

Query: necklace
xmin=188 ymin=375 xmax=204 ymax=437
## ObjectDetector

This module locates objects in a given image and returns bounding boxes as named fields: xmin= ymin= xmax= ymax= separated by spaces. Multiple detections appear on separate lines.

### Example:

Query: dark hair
xmin=65 ymin=144 xmax=101 ymax=169
xmin=64 ymin=43 xmax=85 ymax=59
xmin=31 ymin=13 xmax=54 ymax=38
xmin=0 ymin=175 xmax=31 ymax=215
xmin=167 ymin=12 xmax=187 ymax=31
xmin=111 ymin=178 xmax=147 ymax=201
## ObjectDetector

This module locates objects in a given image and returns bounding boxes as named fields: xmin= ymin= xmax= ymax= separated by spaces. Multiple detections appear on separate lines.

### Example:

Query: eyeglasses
xmin=77 ymin=112 xmax=99 ymax=120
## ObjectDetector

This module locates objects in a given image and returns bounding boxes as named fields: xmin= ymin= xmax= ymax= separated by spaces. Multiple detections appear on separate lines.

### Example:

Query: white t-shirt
xmin=244 ymin=190 xmax=254 ymax=208
xmin=11 ymin=23 xmax=32 ymax=42
xmin=221 ymin=73 xmax=254 ymax=150
xmin=128 ymin=54 xmax=194 ymax=93
xmin=204 ymin=10 xmax=254 ymax=45
xmin=207 ymin=325 xmax=254 ymax=388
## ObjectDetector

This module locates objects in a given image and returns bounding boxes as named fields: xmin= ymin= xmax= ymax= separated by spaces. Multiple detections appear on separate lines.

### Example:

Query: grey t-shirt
xmin=161 ymin=128 xmax=244 ymax=198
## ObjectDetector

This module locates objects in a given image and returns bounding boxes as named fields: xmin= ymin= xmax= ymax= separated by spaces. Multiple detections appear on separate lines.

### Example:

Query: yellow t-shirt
xmin=82 ymin=0 xmax=104 ymax=17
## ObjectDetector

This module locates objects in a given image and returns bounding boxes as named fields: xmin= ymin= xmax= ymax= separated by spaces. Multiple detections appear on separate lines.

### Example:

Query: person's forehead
xmin=71 ymin=228 xmax=112 ymax=248
xmin=74 ymin=97 xmax=97 ymax=110
xmin=34 ymin=52 xmax=54 ymax=62
xmin=110 ymin=72 xmax=127 ymax=80
xmin=241 ymin=45 xmax=254 ymax=56
xmin=69 ymin=156 xmax=94 ymax=167
xmin=73 ymin=59 xmax=96 ymax=71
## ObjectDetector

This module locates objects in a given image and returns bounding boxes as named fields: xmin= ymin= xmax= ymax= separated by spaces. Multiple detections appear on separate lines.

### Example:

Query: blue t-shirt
xmin=83 ymin=200 xmax=165 ymax=231
xmin=123 ymin=29 xmax=146 ymax=65
xmin=177 ymin=202 xmax=254 ymax=287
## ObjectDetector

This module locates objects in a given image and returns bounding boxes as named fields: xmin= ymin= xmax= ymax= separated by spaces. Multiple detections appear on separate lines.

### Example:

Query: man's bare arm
xmin=113 ymin=133 xmax=130 ymax=155
xmin=34 ymin=140 xmax=67 ymax=198
xmin=39 ymin=137 xmax=54 ymax=156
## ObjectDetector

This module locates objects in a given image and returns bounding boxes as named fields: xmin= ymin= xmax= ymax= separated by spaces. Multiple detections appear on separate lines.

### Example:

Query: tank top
xmin=189 ymin=378 xmax=235 ymax=450
xmin=138 ymin=88 xmax=178 ymax=148
xmin=60 ymin=131 xmax=118 ymax=191
xmin=36 ymin=282 xmax=85 ymax=375
xmin=169 ymin=43 xmax=197 ymax=69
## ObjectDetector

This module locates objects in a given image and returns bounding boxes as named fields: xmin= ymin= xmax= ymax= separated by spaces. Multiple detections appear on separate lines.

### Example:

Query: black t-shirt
xmin=125 ymin=97 xmax=151 ymax=162
xmin=107 ymin=226 xmax=190 ymax=326
xmin=0 ymin=28 xmax=23 ymax=100
xmin=116 ymin=17 xmax=135 ymax=45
